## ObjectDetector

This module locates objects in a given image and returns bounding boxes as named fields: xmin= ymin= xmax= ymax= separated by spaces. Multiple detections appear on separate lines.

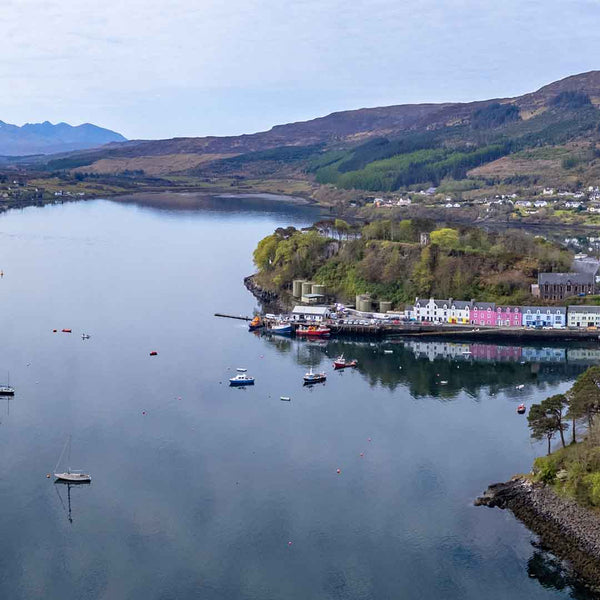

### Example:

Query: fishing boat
xmin=0 ymin=372 xmax=14 ymax=396
xmin=517 ymin=403 xmax=526 ymax=414
xmin=54 ymin=435 xmax=91 ymax=483
xmin=303 ymin=368 xmax=326 ymax=384
xmin=296 ymin=325 xmax=331 ymax=337
xmin=248 ymin=316 xmax=263 ymax=331
xmin=333 ymin=355 xmax=358 ymax=369
xmin=271 ymin=322 xmax=292 ymax=335
xmin=229 ymin=368 xmax=255 ymax=386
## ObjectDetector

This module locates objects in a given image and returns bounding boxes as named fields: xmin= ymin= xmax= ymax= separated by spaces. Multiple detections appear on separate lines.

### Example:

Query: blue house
xmin=521 ymin=306 xmax=566 ymax=328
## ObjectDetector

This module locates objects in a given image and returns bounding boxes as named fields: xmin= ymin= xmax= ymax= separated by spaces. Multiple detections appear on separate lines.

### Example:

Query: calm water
xmin=0 ymin=197 xmax=595 ymax=599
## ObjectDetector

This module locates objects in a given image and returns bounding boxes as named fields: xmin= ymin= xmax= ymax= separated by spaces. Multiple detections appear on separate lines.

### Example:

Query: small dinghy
xmin=54 ymin=435 xmax=91 ymax=483
xmin=517 ymin=404 xmax=526 ymax=414
xmin=81 ymin=333 xmax=90 ymax=340
xmin=303 ymin=368 xmax=326 ymax=385
xmin=229 ymin=368 xmax=255 ymax=386
xmin=333 ymin=355 xmax=358 ymax=369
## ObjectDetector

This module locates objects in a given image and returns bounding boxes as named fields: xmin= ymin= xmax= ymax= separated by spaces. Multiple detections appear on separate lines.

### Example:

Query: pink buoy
xmin=368 ymin=438 xmax=372 ymax=442
xmin=288 ymin=541 xmax=292 ymax=546
xmin=336 ymin=468 xmax=341 ymax=474
xmin=360 ymin=453 xmax=364 ymax=457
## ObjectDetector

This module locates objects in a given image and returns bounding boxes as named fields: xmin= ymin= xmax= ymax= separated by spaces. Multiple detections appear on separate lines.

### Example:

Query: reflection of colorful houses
xmin=521 ymin=347 xmax=566 ymax=362
xmin=469 ymin=344 xmax=522 ymax=361
xmin=470 ymin=302 xmax=496 ymax=326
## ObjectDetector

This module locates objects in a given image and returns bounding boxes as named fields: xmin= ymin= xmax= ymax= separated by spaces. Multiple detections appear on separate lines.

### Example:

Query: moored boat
xmin=303 ymin=368 xmax=326 ymax=384
xmin=517 ymin=403 xmax=526 ymax=414
xmin=296 ymin=325 xmax=331 ymax=337
xmin=54 ymin=436 xmax=91 ymax=483
xmin=229 ymin=368 xmax=255 ymax=386
xmin=271 ymin=322 xmax=292 ymax=335
xmin=333 ymin=355 xmax=358 ymax=369
xmin=248 ymin=316 xmax=263 ymax=331
xmin=0 ymin=372 xmax=14 ymax=396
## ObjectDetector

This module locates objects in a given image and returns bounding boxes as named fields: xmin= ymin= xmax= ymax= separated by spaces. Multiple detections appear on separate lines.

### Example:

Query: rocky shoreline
xmin=476 ymin=477 xmax=600 ymax=589
xmin=243 ymin=274 xmax=288 ymax=313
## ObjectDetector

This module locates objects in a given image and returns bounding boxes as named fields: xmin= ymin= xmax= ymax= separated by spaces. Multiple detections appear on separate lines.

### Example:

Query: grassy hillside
xmin=253 ymin=219 xmax=573 ymax=307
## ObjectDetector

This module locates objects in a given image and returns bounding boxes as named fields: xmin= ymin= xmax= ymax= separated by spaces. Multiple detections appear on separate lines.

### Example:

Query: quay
xmin=216 ymin=312 xmax=600 ymax=341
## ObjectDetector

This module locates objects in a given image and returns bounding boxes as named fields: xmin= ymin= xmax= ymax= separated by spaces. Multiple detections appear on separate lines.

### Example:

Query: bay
xmin=0 ymin=196 xmax=592 ymax=599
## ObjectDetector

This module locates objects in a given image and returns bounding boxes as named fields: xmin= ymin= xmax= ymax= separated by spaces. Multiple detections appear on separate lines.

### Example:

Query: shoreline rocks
xmin=476 ymin=477 xmax=600 ymax=589
xmin=243 ymin=274 xmax=287 ymax=313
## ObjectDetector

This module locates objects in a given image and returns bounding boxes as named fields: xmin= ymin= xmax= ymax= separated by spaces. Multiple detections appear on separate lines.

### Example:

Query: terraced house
xmin=521 ymin=306 xmax=566 ymax=328
xmin=567 ymin=306 xmax=600 ymax=328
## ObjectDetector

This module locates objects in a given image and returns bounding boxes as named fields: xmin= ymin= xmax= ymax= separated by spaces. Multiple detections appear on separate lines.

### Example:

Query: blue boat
xmin=271 ymin=322 xmax=292 ymax=335
xmin=229 ymin=368 xmax=255 ymax=386
xmin=303 ymin=368 xmax=326 ymax=385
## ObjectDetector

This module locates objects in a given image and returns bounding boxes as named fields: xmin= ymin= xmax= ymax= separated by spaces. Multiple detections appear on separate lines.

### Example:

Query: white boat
xmin=54 ymin=435 xmax=91 ymax=483
xmin=229 ymin=368 xmax=255 ymax=386
xmin=0 ymin=372 xmax=14 ymax=396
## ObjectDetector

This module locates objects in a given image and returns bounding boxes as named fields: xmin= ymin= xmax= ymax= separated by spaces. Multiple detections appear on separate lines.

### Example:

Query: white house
xmin=448 ymin=300 xmax=472 ymax=324
xmin=412 ymin=298 xmax=451 ymax=323
xmin=291 ymin=306 xmax=330 ymax=322
xmin=567 ymin=306 xmax=600 ymax=328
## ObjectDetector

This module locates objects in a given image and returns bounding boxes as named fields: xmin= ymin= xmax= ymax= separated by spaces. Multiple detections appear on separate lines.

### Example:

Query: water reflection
xmin=54 ymin=481 xmax=90 ymax=524
xmin=527 ymin=544 xmax=598 ymax=600
xmin=260 ymin=334 xmax=595 ymax=399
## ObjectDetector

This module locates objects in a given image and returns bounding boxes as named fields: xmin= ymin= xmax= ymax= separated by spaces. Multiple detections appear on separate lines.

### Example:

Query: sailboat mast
xmin=54 ymin=436 xmax=70 ymax=473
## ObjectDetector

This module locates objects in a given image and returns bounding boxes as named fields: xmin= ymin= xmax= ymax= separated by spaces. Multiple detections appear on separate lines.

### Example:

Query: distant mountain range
xmin=0 ymin=121 xmax=126 ymax=156
xmin=30 ymin=71 xmax=600 ymax=192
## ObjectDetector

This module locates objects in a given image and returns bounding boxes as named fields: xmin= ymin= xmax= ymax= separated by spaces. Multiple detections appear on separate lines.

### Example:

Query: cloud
xmin=0 ymin=0 xmax=598 ymax=138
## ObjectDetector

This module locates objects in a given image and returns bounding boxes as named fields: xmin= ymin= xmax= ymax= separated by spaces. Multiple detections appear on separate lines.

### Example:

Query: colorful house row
xmin=409 ymin=298 xmax=568 ymax=328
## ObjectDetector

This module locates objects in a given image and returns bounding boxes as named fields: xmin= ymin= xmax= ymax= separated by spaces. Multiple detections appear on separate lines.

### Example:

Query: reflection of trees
xmin=527 ymin=545 xmax=597 ymax=600
xmin=261 ymin=336 xmax=591 ymax=399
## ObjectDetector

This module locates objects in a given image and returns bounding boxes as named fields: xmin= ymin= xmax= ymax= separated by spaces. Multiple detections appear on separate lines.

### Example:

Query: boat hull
xmin=303 ymin=375 xmax=326 ymax=384
xmin=0 ymin=388 xmax=14 ymax=396
xmin=229 ymin=379 xmax=255 ymax=386
xmin=54 ymin=472 xmax=91 ymax=483
xmin=271 ymin=325 xmax=292 ymax=335
xmin=333 ymin=360 xmax=357 ymax=369
xmin=296 ymin=328 xmax=331 ymax=337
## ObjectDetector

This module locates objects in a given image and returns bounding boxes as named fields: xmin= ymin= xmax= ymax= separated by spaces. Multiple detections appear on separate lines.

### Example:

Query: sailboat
xmin=54 ymin=435 xmax=91 ymax=483
xmin=0 ymin=372 xmax=14 ymax=396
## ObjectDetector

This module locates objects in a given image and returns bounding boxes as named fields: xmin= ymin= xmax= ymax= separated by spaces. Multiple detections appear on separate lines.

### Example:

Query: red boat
xmin=517 ymin=404 xmax=526 ymax=414
xmin=296 ymin=325 xmax=331 ymax=337
xmin=333 ymin=355 xmax=358 ymax=369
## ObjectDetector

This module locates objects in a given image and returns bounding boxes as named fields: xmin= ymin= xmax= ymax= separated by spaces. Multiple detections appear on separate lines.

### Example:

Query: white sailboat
xmin=54 ymin=435 xmax=91 ymax=483
xmin=0 ymin=371 xmax=14 ymax=396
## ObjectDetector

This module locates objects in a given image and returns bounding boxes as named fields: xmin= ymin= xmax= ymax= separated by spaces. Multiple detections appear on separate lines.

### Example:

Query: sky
xmin=1 ymin=0 xmax=599 ymax=140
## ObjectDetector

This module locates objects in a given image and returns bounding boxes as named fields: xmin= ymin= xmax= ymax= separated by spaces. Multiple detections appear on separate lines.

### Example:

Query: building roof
xmin=292 ymin=306 xmax=330 ymax=315
xmin=302 ymin=293 xmax=325 ymax=299
xmin=568 ymin=305 xmax=600 ymax=314
xmin=434 ymin=299 xmax=451 ymax=308
xmin=538 ymin=272 xmax=594 ymax=285
xmin=451 ymin=300 xmax=473 ymax=309
xmin=521 ymin=306 xmax=566 ymax=314
xmin=472 ymin=302 xmax=496 ymax=310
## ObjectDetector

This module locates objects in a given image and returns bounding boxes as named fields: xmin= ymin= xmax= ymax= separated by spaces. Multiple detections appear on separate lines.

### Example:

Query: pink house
xmin=495 ymin=306 xmax=522 ymax=327
xmin=470 ymin=302 xmax=497 ymax=326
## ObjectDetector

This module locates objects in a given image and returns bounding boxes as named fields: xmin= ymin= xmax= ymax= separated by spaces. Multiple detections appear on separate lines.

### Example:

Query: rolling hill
xmin=32 ymin=71 xmax=600 ymax=192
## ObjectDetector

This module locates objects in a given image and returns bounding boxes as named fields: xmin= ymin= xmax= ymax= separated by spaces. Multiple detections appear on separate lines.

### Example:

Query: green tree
xmin=569 ymin=366 xmax=600 ymax=429
xmin=430 ymin=228 xmax=460 ymax=251
xmin=253 ymin=234 xmax=279 ymax=271
xmin=528 ymin=404 xmax=559 ymax=455
xmin=542 ymin=394 xmax=569 ymax=449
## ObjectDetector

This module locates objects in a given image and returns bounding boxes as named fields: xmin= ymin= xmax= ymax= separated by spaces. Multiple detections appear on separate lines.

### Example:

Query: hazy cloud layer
xmin=1 ymin=0 xmax=599 ymax=138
